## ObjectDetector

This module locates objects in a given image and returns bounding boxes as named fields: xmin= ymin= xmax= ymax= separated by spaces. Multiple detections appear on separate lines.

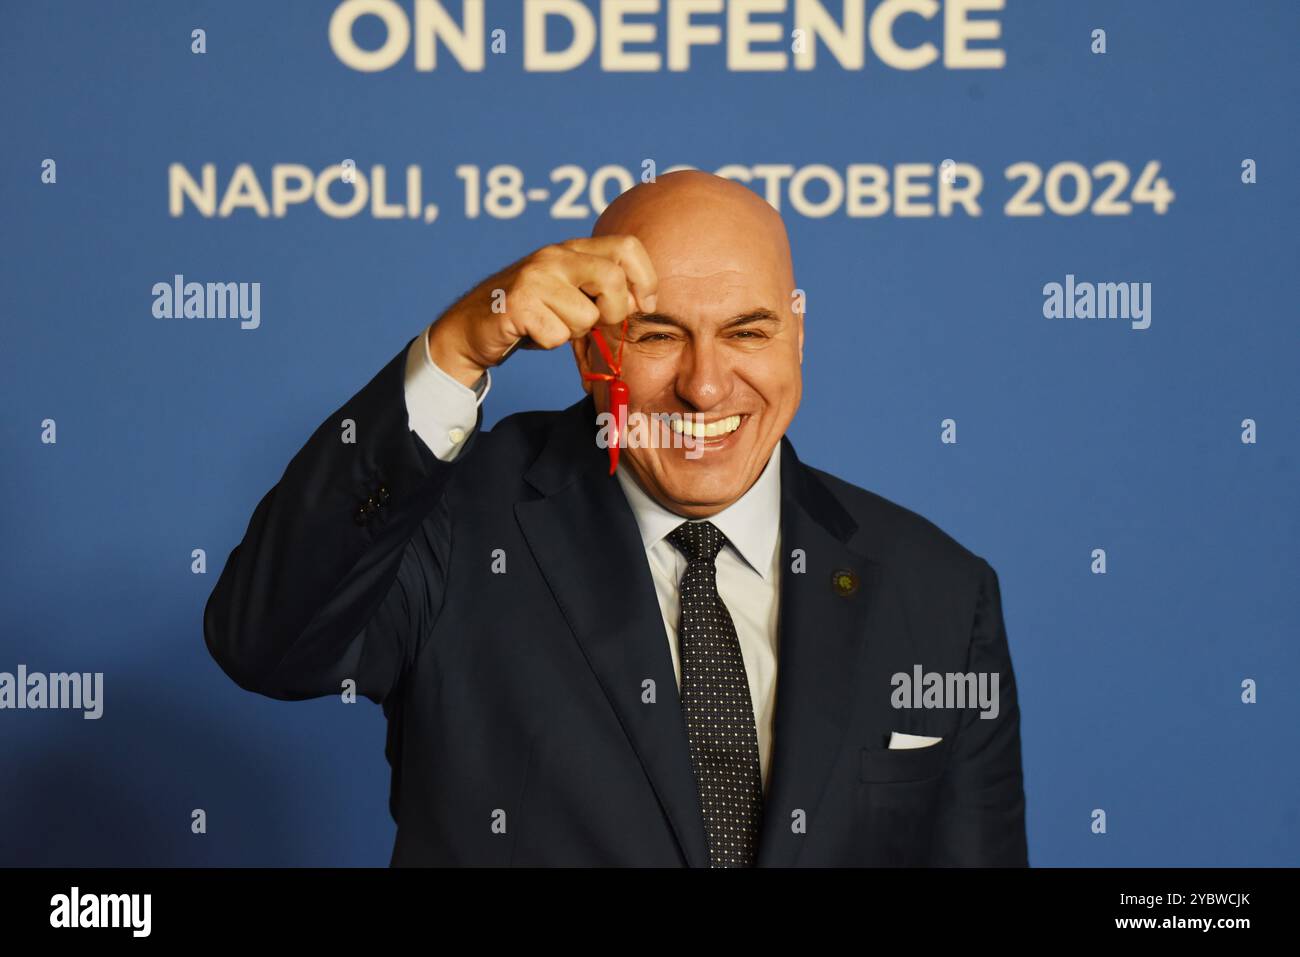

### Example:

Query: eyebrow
xmin=627 ymin=308 xmax=781 ymax=331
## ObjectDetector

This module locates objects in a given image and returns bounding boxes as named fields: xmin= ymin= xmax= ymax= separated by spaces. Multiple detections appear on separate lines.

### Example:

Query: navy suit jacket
xmin=204 ymin=338 xmax=1028 ymax=866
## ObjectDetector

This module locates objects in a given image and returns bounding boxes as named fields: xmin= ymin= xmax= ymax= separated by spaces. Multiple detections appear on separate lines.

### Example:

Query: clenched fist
xmin=427 ymin=235 xmax=659 ymax=388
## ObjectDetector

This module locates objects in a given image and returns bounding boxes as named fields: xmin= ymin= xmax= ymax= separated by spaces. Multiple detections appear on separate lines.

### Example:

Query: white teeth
xmin=668 ymin=414 xmax=742 ymax=439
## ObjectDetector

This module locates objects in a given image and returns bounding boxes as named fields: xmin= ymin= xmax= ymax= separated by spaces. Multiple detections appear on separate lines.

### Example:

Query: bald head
xmin=576 ymin=170 xmax=805 ymax=519
xmin=592 ymin=170 xmax=795 ymax=294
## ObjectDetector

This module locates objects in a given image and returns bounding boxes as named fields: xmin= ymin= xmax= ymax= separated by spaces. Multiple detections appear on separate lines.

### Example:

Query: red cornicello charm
xmin=583 ymin=319 xmax=629 ymax=475
xmin=607 ymin=378 xmax=629 ymax=473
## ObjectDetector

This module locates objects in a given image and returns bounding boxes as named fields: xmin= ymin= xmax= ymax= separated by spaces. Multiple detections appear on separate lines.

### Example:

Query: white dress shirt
xmin=402 ymin=329 xmax=783 ymax=793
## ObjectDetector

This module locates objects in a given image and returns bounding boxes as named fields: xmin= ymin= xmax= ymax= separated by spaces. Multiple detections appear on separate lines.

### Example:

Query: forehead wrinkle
xmin=655 ymin=266 xmax=793 ymax=321
xmin=660 ymin=263 xmax=749 ymax=281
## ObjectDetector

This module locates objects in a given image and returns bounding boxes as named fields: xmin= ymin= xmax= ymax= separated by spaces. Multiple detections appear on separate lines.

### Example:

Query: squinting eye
xmin=638 ymin=333 xmax=673 ymax=343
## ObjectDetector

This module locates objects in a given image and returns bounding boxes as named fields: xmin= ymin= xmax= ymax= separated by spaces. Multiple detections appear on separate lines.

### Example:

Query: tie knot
xmin=667 ymin=520 xmax=727 ymax=564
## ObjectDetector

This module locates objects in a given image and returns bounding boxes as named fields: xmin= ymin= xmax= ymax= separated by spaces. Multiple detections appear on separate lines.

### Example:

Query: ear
xmin=798 ymin=313 xmax=805 ymax=364
xmin=572 ymin=338 xmax=595 ymax=394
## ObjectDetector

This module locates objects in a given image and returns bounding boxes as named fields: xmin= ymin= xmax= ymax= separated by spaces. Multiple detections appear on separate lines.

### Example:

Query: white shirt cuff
xmin=403 ymin=325 xmax=490 ymax=462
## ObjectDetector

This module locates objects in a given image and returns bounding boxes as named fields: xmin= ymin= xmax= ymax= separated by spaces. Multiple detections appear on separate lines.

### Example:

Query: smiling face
xmin=576 ymin=172 xmax=804 ymax=519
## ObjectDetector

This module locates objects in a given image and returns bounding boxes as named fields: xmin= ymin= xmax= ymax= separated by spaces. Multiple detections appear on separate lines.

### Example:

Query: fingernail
xmin=643 ymin=293 xmax=657 ymax=312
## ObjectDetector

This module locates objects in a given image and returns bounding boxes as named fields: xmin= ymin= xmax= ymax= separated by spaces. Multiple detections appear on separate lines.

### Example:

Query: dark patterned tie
xmin=667 ymin=520 xmax=764 ymax=867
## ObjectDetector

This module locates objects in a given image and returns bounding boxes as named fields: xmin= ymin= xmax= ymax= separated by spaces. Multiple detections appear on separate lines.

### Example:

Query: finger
xmin=560 ymin=235 xmax=658 ymax=312
xmin=538 ymin=276 xmax=603 ymax=336
xmin=514 ymin=304 xmax=574 ymax=351
xmin=548 ymin=249 xmax=636 ymax=327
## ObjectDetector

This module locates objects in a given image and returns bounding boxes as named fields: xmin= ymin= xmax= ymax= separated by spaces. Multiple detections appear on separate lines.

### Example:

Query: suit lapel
xmin=514 ymin=404 xmax=880 ymax=868
xmin=514 ymin=397 xmax=710 ymax=867
xmin=756 ymin=438 xmax=883 ymax=866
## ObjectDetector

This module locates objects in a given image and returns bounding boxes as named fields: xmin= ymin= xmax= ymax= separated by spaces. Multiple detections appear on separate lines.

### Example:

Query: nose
xmin=674 ymin=337 xmax=734 ymax=412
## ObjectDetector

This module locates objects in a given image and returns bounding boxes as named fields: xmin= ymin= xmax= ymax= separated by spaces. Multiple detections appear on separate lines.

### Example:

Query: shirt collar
xmin=614 ymin=441 xmax=783 ymax=580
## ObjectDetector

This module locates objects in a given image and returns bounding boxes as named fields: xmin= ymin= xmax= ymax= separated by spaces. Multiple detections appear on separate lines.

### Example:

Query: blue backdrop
xmin=1 ymin=0 xmax=1296 ymax=866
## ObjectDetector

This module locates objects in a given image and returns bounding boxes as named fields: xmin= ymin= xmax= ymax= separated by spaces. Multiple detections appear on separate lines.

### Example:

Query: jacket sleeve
xmin=927 ymin=559 xmax=1030 ymax=866
xmin=203 ymin=336 xmax=475 ymax=706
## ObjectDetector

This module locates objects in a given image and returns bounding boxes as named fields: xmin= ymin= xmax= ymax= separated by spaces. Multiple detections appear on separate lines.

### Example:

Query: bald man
xmin=205 ymin=171 xmax=1028 ymax=868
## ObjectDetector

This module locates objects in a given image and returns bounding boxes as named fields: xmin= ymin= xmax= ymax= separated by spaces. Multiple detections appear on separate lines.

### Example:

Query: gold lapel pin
xmin=832 ymin=568 xmax=859 ymax=596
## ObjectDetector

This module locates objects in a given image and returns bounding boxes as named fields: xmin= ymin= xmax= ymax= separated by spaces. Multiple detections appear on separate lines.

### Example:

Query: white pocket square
xmin=888 ymin=732 xmax=943 ymax=750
